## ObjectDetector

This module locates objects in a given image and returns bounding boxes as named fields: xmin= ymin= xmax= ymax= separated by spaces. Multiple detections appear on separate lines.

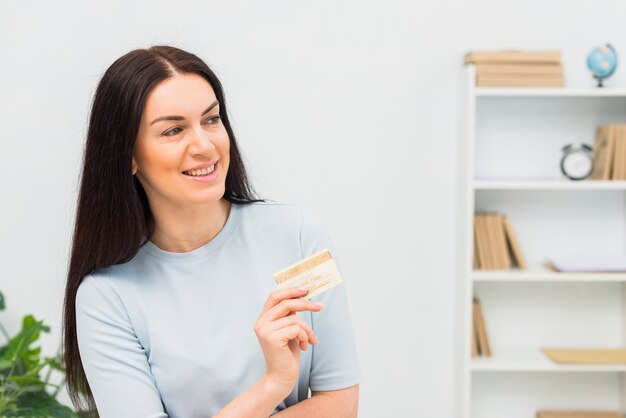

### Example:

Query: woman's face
xmin=132 ymin=73 xmax=230 ymax=209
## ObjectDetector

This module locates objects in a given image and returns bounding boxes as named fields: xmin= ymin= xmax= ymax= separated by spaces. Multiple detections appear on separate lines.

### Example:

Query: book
xmin=473 ymin=298 xmax=492 ymax=356
xmin=613 ymin=125 xmax=626 ymax=180
xmin=464 ymin=50 xmax=561 ymax=65
xmin=542 ymin=348 xmax=626 ymax=364
xmin=475 ymin=215 xmax=492 ymax=269
xmin=613 ymin=126 xmax=624 ymax=180
xmin=478 ymin=299 xmax=492 ymax=356
xmin=472 ymin=301 xmax=481 ymax=354
xmin=474 ymin=214 xmax=487 ymax=269
xmin=537 ymin=411 xmax=624 ymax=418
xmin=484 ymin=214 xmax=499 ymax=268
xmin=487 ymin=214 xmax=502 ymax=268
xmin=492 ymin=214 xmax=511 ymax=269
xmin=502 ymin=215 xmax=527 ymax=269
xmin=476 ymin=75 xmax=565 ymax=87
xmin=611 ymin=127 xmax=620 ymax=180
xmin=615 ymin=125 xmax=626 ymax=180
xmin=591 ymin=125 xmax=616 ymax=180
xmin=476 ymin=63 xmax=563 ymax=76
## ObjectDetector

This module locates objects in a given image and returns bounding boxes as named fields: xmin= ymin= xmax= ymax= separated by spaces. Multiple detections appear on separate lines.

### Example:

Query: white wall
xmin=1 ymin=1 xmax=625 ymax=416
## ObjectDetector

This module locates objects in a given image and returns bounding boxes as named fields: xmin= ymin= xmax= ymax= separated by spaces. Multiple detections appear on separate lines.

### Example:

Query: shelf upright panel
xmin=462 ymin=64 xmax=477 ymax=418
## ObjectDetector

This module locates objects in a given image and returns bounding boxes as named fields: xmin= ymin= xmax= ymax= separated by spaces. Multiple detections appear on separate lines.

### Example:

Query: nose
xmin=188 ymin=125 xmax=216 ymax=155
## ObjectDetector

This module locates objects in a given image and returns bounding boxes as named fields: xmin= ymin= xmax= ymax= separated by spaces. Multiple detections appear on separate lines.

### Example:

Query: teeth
xmin=183 ymin=164 xmax=215 ymax=177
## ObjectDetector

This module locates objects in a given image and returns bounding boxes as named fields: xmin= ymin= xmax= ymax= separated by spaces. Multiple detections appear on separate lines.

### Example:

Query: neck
xmin=149 ymin=198 xmax=232 ymax=253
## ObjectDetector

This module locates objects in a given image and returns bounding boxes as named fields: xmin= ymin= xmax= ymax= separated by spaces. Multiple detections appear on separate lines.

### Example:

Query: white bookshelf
xmin=461 ymin=65 xmax=626 ymax=418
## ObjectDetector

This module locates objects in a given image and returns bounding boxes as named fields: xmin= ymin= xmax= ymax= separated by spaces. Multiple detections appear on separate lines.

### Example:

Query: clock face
xmin=562 ymin=152 xmax=593 ymax=179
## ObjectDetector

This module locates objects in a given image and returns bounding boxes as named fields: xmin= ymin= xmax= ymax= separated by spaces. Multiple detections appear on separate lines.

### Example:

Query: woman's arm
xmin=212 ymin=375 xmax=292 ymax=418
xmin=76 ymin=276 xmax=170 ymax=418
xmin=215 ymin=287 xmax=325 ymax=417
xmin=272 ymin=385 xmax=359 ymax=418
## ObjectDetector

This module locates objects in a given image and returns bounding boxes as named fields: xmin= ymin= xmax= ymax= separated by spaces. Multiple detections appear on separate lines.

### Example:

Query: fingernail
xmin=313 ymin=302 xmax=324 ymax=308
xmin=297 ymin=287 xmax=308 ymax=292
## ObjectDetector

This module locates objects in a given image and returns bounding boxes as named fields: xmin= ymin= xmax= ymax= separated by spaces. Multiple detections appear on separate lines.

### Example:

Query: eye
xmin=204 ymin=115 xmax=221 ymax=125
xmin=164 ymin=127 xmax=182 ymax=137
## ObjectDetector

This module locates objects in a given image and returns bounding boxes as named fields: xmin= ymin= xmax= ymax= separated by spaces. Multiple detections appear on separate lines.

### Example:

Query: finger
xmin=288 ymin=339 xmax=302 ymax=357
xmin=296 ymin=327 xmax=309 ymax=351
xmin=261 ymin=287 xmax=309 ymax=312
xmin=267 ymin=315 xmax=318 ymax=344
xmin=262 ymin=298 xmax=324 ymax=322
xmin=275 ymin=325 xmax=309 ymax=350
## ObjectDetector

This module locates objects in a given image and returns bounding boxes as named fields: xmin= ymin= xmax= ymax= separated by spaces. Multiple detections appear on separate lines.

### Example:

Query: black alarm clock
xmin=560 ymin=143 xmax=594 ymax=180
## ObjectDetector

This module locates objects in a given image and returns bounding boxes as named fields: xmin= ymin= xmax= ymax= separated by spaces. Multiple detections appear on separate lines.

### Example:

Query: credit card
xmin=273 ymin=249 xmax=343 ymax=300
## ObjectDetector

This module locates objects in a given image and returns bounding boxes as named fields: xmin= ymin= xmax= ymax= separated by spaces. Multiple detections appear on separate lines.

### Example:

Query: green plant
xmin=0 ymin=290 xmax=78 ymax=417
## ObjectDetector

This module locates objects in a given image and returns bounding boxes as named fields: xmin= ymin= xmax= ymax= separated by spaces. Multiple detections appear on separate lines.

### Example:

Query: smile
xmin=182 ymin=163 xmax=216 ymax=177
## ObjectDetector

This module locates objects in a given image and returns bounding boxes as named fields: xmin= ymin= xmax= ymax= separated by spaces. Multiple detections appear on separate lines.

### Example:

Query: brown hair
xmin=62 ymin=45 xmax=263 ymax=416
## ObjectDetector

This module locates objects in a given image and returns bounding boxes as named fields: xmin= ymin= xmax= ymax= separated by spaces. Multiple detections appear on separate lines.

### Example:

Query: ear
xmin=131 ymin=156 xmax=138 ymax=175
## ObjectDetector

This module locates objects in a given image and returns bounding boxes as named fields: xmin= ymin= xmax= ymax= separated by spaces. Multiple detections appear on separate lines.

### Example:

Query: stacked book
xmin=591 ymin=124 xmax=626 ymax=180
xmin=473 ymin=213 xmax=527 ymax=270
xmin=537 ymin=411 xmax=623 ymax=418
xmin=464 ymin=50 xmax=564 ymax=87
xmin=472 ymin=298 xmax=491 ymax=358
xmin=542 ymin=348 xmax=626 ymax=364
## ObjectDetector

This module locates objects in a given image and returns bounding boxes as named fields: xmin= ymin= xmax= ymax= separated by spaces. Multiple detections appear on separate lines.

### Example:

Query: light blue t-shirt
xmin=75 ymin=201 xmax=362 ymax=418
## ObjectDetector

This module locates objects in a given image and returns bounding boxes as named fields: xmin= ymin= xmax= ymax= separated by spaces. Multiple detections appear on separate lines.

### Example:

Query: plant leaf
xmin=0 ymin=315 xmax=50 ymax=377
xmin=2 ymin=390 xmax=79 ymax=417
xmin=43 ymin=356 xmax=65 ymax=372
xmin=0 ymin=291 xmax=5 ymax=311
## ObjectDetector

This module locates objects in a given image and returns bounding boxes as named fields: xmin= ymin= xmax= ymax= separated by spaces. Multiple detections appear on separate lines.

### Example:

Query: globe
xmin=587 ymin=43 xmax=618 ymax=87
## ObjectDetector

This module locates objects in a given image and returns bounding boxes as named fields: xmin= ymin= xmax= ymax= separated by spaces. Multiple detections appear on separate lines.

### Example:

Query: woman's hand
xmin=253 ymin=287 xmax=324 ymax=393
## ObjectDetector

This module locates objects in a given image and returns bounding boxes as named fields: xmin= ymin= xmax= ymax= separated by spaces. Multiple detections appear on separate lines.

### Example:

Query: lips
xmin=182 ymin=163 xmax=216 ymax=177
xmin=181 ymin=160 xmax=219 ymax=173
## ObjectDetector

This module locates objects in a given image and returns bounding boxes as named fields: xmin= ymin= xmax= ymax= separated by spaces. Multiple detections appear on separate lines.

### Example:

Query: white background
xmin=1 ymin=1 xmax=626 ymax=416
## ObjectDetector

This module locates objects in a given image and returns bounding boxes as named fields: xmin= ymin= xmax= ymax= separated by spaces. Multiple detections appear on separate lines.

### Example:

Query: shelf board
xmin=474 ymin=87 xmax=626 ymax=98
xmin=471 ymin=347 xmax=626 ymax=372
xmin=473 ymin=180 xmax=626 ymax=190
xmin=472 ymin=267 xmax=626 ymax=282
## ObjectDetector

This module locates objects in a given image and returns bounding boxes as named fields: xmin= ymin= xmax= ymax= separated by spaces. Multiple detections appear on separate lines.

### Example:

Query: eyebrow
xmin=150 ymin=100 xmax=219 ymax=126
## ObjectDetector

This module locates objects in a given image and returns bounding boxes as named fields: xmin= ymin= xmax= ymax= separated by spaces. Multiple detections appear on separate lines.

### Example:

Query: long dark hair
xmin=62 ymin=45 xmax=264 ymax=416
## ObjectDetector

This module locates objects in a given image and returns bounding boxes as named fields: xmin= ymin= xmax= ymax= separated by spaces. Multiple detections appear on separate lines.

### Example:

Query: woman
xmin=62 ymin=45 xmax=361 ymax=418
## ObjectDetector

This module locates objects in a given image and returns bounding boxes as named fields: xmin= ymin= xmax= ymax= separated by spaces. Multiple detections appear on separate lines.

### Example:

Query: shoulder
xmin=237 ymin=200 xmax=332 ymax=258
xmin=75 ymin=264 xmax=134 ymax=313
xmin=244 ymin=201 xmax=334 ymax=258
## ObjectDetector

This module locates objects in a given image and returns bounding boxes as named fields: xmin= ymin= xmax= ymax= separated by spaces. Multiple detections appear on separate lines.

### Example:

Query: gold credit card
xmin=273 ymin=249 xmax=343 ymax=300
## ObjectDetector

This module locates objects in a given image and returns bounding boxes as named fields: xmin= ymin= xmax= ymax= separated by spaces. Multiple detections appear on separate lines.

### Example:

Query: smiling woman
xmin=62 ymin=45 xmax=361 ymax=418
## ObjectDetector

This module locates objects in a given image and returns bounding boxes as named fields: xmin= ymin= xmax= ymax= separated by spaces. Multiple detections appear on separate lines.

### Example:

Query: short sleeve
xmin=298 ymin=205 xmax=363 ymax=391
xmin=75 ymin=275 xmax=168 ymax=418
